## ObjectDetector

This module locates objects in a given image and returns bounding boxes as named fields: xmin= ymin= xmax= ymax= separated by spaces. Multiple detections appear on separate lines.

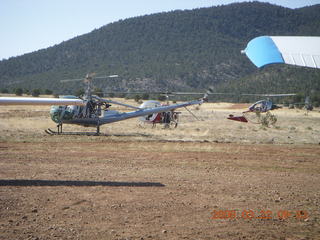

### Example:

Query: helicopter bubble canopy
xmin=139 ymin=100 xmax=161 ymax=122
xmin=248 ymin=100 xmax=273 ymax=112
xmin=50 ymin=105 xmax=82 ymax=123
xmin=50 ymin=96 xmax=83 ymax=123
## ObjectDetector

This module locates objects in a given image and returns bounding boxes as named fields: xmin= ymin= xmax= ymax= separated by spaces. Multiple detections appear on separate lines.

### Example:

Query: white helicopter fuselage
xmin=138 ymin=100 xmax=162 ymax=124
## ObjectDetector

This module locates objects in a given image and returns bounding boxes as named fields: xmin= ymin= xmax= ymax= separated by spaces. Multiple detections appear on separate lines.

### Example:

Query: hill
xmin=0 ymin=2 xmax=320 ymax=100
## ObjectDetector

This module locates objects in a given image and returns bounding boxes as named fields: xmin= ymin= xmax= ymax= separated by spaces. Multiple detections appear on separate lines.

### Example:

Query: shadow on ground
xmin=0 ymin=179 xmax=165 ymax=187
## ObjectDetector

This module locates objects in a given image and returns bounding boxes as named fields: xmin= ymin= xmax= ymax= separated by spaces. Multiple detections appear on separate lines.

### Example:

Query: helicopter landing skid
xmin=45 ymin=128 xmax=101 ymax=136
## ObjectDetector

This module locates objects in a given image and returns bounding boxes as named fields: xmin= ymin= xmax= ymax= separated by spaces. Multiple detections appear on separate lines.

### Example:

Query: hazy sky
xmin=1 ymin=0 xmax=319 ymax=60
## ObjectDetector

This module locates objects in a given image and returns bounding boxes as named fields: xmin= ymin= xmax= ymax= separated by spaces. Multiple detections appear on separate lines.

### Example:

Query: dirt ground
xmin=0 ymin=100 xmax=320 ymax=239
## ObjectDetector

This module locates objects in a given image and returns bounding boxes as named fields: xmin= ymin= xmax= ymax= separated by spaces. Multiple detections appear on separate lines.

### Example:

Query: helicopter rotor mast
xmin=60 ymin=73 xmax=119 ymax=100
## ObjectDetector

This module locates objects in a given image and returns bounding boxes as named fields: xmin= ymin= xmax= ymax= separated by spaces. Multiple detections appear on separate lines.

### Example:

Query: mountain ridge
xmin=0 ymin=2 xmax=320 ymax=97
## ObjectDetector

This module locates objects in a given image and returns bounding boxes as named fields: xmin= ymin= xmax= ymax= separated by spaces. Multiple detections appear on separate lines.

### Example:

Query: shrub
xmin=31 ymin=89 xmax=41 ymax=97
xmin=260 ymin=112 xmax=277 ymax=127
xmin=14 ymin=88 xmax=23 ymax=96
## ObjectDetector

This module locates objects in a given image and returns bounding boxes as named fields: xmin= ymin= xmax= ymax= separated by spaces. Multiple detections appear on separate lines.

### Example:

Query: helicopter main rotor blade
xmin=60 ymin=78 xmax=84 ymax=83
xmin=0 ymin=97 xmax=85 ymax=106
xmin=106 ymin=75 xmax=119 ymax=78
xmin=243 ymin=36 xmax=320 ymax=69
xmin=60 ymin=74 xmax=118 ymax=83
xmin=240 ymin=93 xmax=296 ymax=97
xmin=92 ymin=75 xmax=119 ymax=79
xmin=172 ymin=92 xmax=235 ymax=95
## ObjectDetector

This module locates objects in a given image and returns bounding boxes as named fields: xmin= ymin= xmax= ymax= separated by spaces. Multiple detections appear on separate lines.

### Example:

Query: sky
xmin=1 ymin=0 xmax=320 ymax=60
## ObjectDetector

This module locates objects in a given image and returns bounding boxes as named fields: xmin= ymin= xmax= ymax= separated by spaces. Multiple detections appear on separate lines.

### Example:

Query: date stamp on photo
xmin=210 ymin=209 xmax=309 ymax=220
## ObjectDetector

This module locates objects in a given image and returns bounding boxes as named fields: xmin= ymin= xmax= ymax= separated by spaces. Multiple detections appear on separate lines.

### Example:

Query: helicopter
xmin=227 ymin=94 xmax=296 ymax=124
xmin=138 ymin=100 xmax=180 ymax=128
xmin=0 ymin=74 xmax=208 ymax=135
xmin=104 ymin=91 xmax=200 ymax=128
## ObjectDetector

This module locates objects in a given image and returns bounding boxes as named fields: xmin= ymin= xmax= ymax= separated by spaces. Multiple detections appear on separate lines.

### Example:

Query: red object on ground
xmin=227 ymin=115 xmax=248 ymax=123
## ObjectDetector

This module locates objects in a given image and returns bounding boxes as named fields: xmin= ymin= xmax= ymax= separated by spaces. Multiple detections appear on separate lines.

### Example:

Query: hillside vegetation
xmin=0 ymin=2 xmax=320 ymax=101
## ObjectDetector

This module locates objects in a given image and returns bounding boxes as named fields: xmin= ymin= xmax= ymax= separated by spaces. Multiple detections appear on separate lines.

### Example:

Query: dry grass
xmin=0 ymin=99 xmax=320 ymax=144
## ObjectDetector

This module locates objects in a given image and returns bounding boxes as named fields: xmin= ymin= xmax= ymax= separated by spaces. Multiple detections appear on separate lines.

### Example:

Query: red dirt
xmin=0 ymin=140 xmax=319 ymax=240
